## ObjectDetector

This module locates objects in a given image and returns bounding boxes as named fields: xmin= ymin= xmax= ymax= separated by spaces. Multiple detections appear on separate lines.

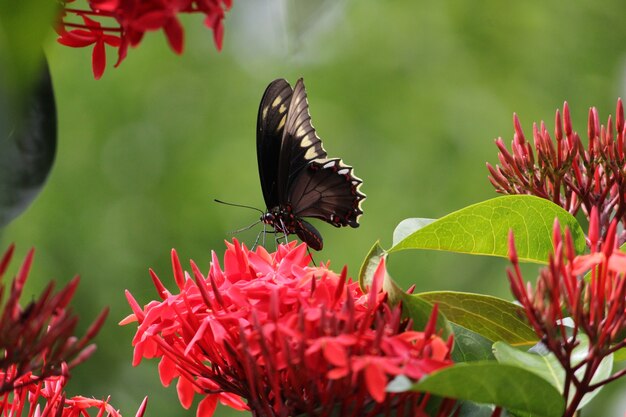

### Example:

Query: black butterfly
xmin=257 ymin=78 xmax=365 ymax=250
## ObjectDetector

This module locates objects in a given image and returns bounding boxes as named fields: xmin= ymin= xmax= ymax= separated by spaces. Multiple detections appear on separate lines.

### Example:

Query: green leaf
xmin=493 ymin=342 xmax=564 ymax=391
xmin=392 ymin=217 xmax=435 ymax=246
xmin=389 ymin=195 xmax=586 ymax=263
xmin=0 ymin=61 xmax=57 ymax=228
xmin=358 ymin=241 xmax=405 ymax=304
xmin=359 ymin=241 xmax=388 ymax=291
xmin=450 ymin=323 xmax=495 ymax=362
xmin=418 ymin=291 xmax=537 ymax=346
xmin=402 ymin=293 xmax=453 ymax=338
xmin=493 ymin=337 xmax=613 ymax=410
xmin=0 ymin=2 xmax=58 ymax=228
xmin=399 ymin=362 xmax=565 ymax=417
xmin=455 ymin=401 xmax=502 ymax=417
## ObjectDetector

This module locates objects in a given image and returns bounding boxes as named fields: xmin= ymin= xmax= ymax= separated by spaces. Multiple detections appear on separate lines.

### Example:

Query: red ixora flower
xmin=1 ymin=364 xmax=148 ymax=417
xmin=122 ymin=240 xmax=455 ymax=417
xmin=0 ymin=244 xmax=148 ymax=417
xmin=507 ymin=207 xmax=626 ymax=417
xmin=487 ymin=99 xmax=626 ymax=245
xmin=57 ymin=0 xmax=232 ymax=79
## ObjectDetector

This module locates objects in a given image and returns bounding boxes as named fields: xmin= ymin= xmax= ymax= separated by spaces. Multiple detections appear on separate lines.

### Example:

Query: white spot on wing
xmin=305 ymin=148 xmax=318 ymax=159
xmin=338 ymin=168 xmax=349 ymax=175
xmin=277 ymin=115 xmax=286 ymax=131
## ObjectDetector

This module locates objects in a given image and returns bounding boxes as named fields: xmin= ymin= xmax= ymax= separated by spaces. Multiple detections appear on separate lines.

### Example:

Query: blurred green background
xmin=2 ymin=0 xmax=626 ymax=415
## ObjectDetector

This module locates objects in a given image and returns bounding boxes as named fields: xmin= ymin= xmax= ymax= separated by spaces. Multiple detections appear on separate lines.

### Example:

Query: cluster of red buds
xmin=488 ymin=99 xmax=626 ymax=245
xmin=123 ymin=240 xmax=457 ymax=417
xmin=57 ymin=0 xmax=232 ymax=79
xmin=0 ymin=244 xmax=146 ymax=417
xmin=507 ymin=208 xmax=626 ymax=417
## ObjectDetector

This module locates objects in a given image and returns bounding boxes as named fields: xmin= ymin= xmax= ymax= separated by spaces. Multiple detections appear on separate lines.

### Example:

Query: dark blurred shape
xmin=0 ymin=58 xmax=57 ymax=228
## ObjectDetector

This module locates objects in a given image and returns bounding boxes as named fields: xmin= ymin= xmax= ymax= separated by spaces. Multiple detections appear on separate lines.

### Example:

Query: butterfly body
xmin=257 ymin=78 xmax=365 ymax=250
xmin=261 ymin=204 xmax=323 ymax=250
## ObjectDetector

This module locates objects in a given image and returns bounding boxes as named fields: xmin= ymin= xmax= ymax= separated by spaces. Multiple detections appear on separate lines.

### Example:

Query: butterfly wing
xmin=289 ymin=158 xmax=365 ymax=228
xmin=256 ymin=79 xmax=294 ymax=209
xmin=276 ymin=78 xmax=328 ymax=202
xmin=257 ymin=77 xmax=366 ymax=251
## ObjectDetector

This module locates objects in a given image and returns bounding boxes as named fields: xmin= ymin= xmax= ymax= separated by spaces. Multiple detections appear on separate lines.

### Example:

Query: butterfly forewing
xmin=257 ymin=79 xmax=294 ymax=209
xmin=277 ymin=78 xmax=328 ymax=201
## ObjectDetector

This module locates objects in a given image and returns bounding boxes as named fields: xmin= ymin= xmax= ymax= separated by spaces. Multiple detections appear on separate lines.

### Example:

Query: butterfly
xmin=257 ymin=78 xmax=365 ymax=250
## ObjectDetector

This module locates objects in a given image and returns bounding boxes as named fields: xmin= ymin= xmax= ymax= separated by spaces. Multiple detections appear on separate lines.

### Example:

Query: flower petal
xmin=176 ymin=376 xmax=195 ymax=409
xmin=196 ymin=395 xmax=218 ymax=417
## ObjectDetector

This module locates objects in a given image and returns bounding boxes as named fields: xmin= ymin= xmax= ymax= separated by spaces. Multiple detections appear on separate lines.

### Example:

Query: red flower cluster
xmin=0 ymin=245 xmax=106 ymax=392
xmin=123 ymin=240 xmax=455 ymax=417
xmin=0 ymin=245 xmax=146 ymax=417
xmin=507 ymin=208 xmax=626 ymax=417
xmin=2 ymin=364 xmax=147 ymax=417
xmin=57 ymin=0 xmax=232 ymax=79
xmin=488 ymin=99 xmax=626 ymax=245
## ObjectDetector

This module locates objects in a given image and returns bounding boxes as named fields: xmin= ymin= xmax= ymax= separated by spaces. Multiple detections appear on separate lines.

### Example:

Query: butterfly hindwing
xmin=288 ymin=158 xmax=364 ymax=228
xmin=257 ymin=79 xmax=294 ymax=209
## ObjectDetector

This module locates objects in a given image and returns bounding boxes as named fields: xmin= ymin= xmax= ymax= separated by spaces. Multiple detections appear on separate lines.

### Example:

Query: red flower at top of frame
xmin=57 ymin=15 xmax=121 ymax=79
xmin=122 ymin=240 xmax=454 ymax=417
xmin=57 ymin=0 xmax=233 ymax=78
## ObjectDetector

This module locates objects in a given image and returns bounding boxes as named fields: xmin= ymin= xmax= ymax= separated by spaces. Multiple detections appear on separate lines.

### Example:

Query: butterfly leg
xmin=278 ymin=218 xmax=291 ymax=246
xmin=306 ymin=245 xmax=317 ymax=267
xmin=259 ymin=222 xmax=282 ymax=250
xmin=252 ymin=229 xmax=263 ymax=251
xmin=270 ymin=226 xmax=284 ymax=250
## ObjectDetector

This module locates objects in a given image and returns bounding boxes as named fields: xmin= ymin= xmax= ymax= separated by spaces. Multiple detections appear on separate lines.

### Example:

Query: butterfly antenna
xmin=227 ymin=219 xmax=262 ymax=235
xmin=214 ymin=199 xmax=265 ymax=215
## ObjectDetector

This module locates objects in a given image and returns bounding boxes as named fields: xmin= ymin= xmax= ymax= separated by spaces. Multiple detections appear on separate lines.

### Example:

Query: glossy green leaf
xmin=398 ymin=362 xmax=565 ymax=417
xmin=455 ymin=401 xmax=502 ymax=417
xmin=358 ymin=240 xmax=406 ymax=304
xmin=418 ymin=291 xmax=537 ymax=346
xmin=494 ymin=342 xmax=563 ymax=390
xmin=0 ymin=2 xmax=58 ymax=228
xmin=450 ymin=323 xmax=495 ymax=362
xmin=494 ymin=337 xmax=613 ymax=410
xmin=392 ymin=217 xmax=435 ymax=246
xmin=358 ymin=241 xmax=389 ymax=291
xmin=389 ymin=195 xmax=586 ymax=263
xmin=402 ymin=293 xmax=452 ymax=338
xmin=0 ymin=62 xmax=57 ymax=228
